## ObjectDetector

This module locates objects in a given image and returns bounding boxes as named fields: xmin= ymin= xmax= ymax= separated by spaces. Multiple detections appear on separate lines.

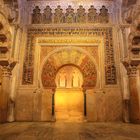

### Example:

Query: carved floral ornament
xmin=127 ymin=66 xmax=138 ymax=77
xmin=123 ymin=62 xmax=139 ymax=77
xmin=32 ymin=5 xmax=109 ymax=24
xmin=37 ymin=37 xmax=102 ymax=45
xmin=41 ymin=55 xmax=97 ymax=89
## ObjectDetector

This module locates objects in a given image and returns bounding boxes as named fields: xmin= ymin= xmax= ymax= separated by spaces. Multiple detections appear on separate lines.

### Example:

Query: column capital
xmin=1 ymin=66 xmax=12 ymax=77
xmin=127 ymin=65 xmax=138 ymax=77
xmin=122 ymin=61 xmax=139 ymax=77
xmin=0 ymin=61 xmax=16 ymax=77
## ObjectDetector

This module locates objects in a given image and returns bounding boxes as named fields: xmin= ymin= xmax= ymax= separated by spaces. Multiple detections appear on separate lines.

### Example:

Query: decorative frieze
xmin=88 ymin=5 xmax=98 ymax=23
xmin=38 ymin=37 xmax=101 ymax=45
xmin=22 ymin=35 xmax=35 ymax=84
xmin=42 ymin=6 xmax=52 ymax=24
xmin=32 ymin=6 xmax=42 ymax=24
xmin=31 ymin=5 xmax=110 ymax=24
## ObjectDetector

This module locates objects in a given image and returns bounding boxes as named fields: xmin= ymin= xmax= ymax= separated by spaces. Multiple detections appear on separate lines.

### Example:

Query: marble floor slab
xmin=0 ymin=122 xmax=140 ymax=140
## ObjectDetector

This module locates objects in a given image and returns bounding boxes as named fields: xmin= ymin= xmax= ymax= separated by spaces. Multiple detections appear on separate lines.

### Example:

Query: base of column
xmin=0 ymin=109 xmax=8 ymax=123
xmin=51 ymin=116 xmax=56 ymax=122
xmin=130 ymin=119 xmax=140 ymax=124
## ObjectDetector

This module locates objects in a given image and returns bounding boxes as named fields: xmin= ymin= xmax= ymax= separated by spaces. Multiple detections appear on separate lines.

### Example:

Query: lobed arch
xmin=128 ymin=32 xmax=140 ymax=47
xmin=40 ymin=47 xmax=99 ymax=90
xmin=55 ymin=64 xmax=84 ymax=88
xmin=0 ymin=11 xmax=12 ymax=46
xmin=55 ymin=64 xmax=84 ymax=78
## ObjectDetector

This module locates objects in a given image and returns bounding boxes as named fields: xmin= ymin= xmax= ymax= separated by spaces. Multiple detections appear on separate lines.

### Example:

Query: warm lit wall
xmin=14 ymin=0 xmax=126 ymax=122
xmin=55 ymin=88 xmax=84 ymax=121
xmin=0 ymin=68 xmax=2 ymax=112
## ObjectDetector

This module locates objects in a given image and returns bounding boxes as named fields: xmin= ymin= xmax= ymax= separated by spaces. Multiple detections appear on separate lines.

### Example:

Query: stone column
xmin=123 ymin=99 xmax=130 ymax=123
xmin=0 ymin=67 xmax=11 ymax=123
xmin=121 ymin=27 xmax=128 ymax=58
xmin=52 ymin=89 xmax=56 ymax=121
xmin=127 ymin=65 xmax=140 ymax=123
xmin=83 ymin=89 xmax=87 ymax=117
xmin=41 ymin=89 xmax=55 ymax=121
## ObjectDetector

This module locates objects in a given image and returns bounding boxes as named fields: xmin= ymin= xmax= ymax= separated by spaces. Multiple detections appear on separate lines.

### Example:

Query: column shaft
xmin=0 ymin=67 xmax=11 ymax=123
xmin=128 ymin=66 xmax=140 ymax=123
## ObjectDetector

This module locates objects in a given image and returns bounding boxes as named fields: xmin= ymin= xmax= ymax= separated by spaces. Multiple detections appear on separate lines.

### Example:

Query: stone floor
xmin=0 ymin=122 xmax=140 ymax=140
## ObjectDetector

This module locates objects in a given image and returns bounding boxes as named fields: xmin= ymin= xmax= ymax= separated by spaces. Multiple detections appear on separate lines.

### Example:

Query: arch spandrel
xmin=41 ymin=49 xmax=97 ymax=89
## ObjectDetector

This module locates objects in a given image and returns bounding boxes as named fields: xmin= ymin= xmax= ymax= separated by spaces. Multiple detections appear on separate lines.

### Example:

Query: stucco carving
xmin=76 ymin=6 xmax=86 ymax=23
xmin=42 ymin=59 xmax=57 ymax=88
xmin=65 ymin=6 xmax=75 ymax=23
xmin=42 ymin=6 xmax=52 ymax=24
xmin=88 ymin=5 xmax=98 ymax=23
xmin=127 ymin=66 xmax=138 ymax=77
xmin=32 ymin=6 xmax=42 ymax=24
xmin=22 ymin=27 xmax=117 ymax=85
xmin=31 ymin=5 xmax=110 ymax=24
xmin=41 ymin=55 xmax=97 ymax=89
xmin=54 ymin=6 xmax=64 ymax=23
xmin=99 ymin=6 xmax=109 ymax=23
xmin=22 ymin=36 xmax=35 ymax=84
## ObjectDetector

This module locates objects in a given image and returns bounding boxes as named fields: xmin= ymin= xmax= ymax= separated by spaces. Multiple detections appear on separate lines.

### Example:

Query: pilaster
xmin=0 ymin=66 xmax=11 ymax=123
xmin=127 ymin=65 xmax=140 ymax=123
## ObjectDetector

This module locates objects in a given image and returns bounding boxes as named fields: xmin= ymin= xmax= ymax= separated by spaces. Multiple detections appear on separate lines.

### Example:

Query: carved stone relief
xmin=65 ymin=6 xmax=75 ymax=23
xmin=0 ymin=21 xmax=11 ymax=67
xmin=88 ymin=5 xmax=98 ymax=23
xmin=99 ymin=6 xmax=109 ymax=23
xmin=80 ymin=56 xmax=97 ymax=88
xmin=40 ymin=46 xmax=99 ymax=67
xmin=41 ymin=59 xmax=57 ymax=88
xmin=22 ymin=27 xmax=117 ymax=85
xmin=42 ymin=6 xmax=52 ymax=24
xmin=104 ymin=28 xmax=116 ymax=84
xmin=32 ymin=6 xmax=42 ymax=24
xmin=128 ymin=31 xmax=140 ymax=58
xmin=31 ymin=5 xmax=110 ymax=24
xmin=22 ymin=36 xmax=35 ymax=84
xmin=54 ymin=6 xmax=64 ymax=23
xmin=76 ymin=5 xmax=86 ymax=23
xmin=41 ymin=54 xmax=97 ymax=89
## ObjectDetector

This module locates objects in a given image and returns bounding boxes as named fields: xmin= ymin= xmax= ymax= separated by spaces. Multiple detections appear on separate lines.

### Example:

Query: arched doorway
xmin=41 ymin=48 xmax=98 ymax=121
xmin=55 ymin=65 xmax=84 ymax=121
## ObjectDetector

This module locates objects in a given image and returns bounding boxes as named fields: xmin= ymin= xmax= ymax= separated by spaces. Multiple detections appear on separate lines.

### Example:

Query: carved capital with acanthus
xmin=122 ymin=60 xmax=139 ymax=77
xmin=0 ymin=61 xmax=17 ymax=77
xmin=127 ymin=65 xmax=138 ymax=77
xmin=1 ymin=66 xmax=12 ymax=77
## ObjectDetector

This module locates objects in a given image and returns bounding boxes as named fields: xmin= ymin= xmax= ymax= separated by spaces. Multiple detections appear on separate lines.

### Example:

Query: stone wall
xmin=87 ymin=88 xmax=122 ymax=122
xmin=15 ymin=89 xmax=54 ymax=121
xmin=15 ymin=87 xmax=123 ymax=122
xmin=2 ymin=0 xmax=140 ymax=123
